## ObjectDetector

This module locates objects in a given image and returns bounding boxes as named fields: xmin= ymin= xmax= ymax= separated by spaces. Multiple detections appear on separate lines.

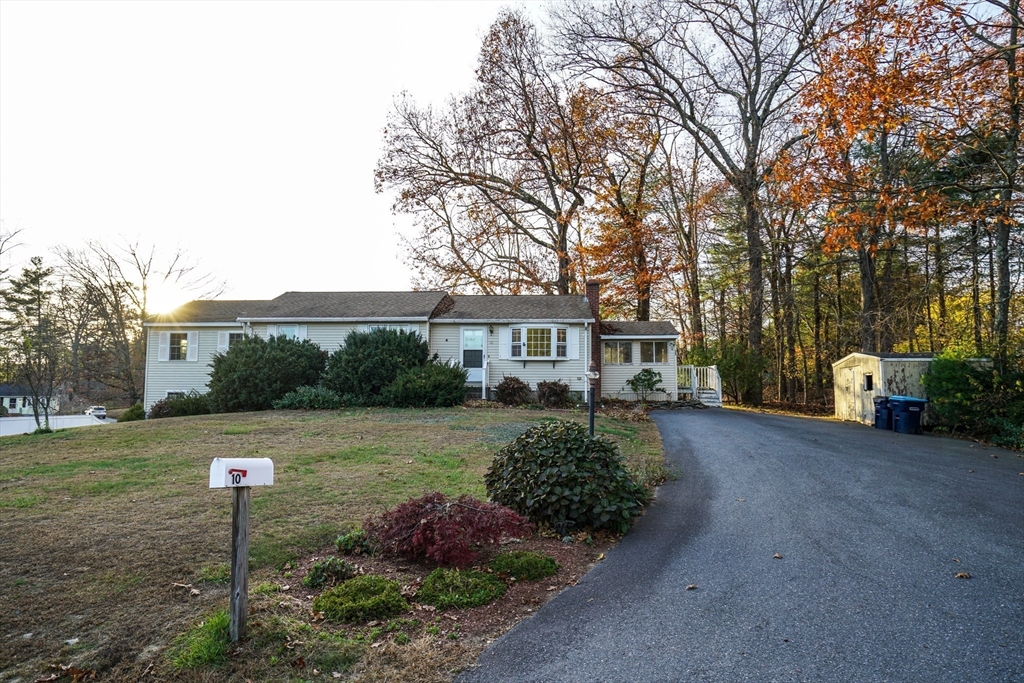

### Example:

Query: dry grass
xmin=0 ymin=407 xmax=662 ymax=682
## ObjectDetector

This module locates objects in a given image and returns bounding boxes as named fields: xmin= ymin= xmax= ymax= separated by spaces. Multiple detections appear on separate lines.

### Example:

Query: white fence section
xmin=0 ymin=415 xmax=110 ymax=437
xmin=677 ymin=365 xmax=723 ymax=407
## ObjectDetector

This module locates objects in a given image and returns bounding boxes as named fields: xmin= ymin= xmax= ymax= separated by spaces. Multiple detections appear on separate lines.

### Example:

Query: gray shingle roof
xmin=432 ymin=295 xmax=595 ymax=322
xmin=0 ymin=384 xmax=33 ymax=397
xmin=601 ymin=321 xmax=678 ymax=337
xmin=149 ymin=300 xmax=272 ymax=324
xmin=856 ymin=352 xmax=935 ymax=359
xmin=249 ymin=291 xmax=449 ymax=320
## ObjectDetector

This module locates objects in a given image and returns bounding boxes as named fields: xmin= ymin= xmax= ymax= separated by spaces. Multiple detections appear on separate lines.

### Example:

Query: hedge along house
xmin=832 ymin=352 xmax=941 ymax=425
xmin=142 ymin=283 xmax=681 ymax=411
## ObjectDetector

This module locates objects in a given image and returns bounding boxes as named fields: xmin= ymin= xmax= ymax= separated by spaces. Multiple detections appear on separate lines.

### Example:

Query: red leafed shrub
xmin=364 ymin=493 xmax=533 ymax=568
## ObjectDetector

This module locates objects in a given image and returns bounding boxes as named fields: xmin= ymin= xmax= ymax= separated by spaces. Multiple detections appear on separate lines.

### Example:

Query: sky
xmin=0 ymin=0 xmax=530 ymax=312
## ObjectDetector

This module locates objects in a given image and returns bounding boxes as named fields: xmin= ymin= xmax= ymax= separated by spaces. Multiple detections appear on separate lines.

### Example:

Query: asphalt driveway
xmin=460 ymin=409 xmax=1024 ymax=682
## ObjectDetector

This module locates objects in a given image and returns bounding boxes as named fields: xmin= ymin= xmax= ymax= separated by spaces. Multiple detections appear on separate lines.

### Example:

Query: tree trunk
xmin=742 ymin=185 xmax=764 ymax=404
xmin=971 ymin=220 xmax=984 ymax=355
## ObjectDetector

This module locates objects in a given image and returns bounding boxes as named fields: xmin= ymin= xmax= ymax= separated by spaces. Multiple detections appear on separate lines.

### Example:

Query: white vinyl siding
xmin=252 ymin=323 xmax=424 ymax=353
xmin=144 ymin=326 xmax=242 ymax=411
xmin=599 ymin=339 xmax=678 ymax=401
xmin=431 ymin=323 xmax=589 ymax=395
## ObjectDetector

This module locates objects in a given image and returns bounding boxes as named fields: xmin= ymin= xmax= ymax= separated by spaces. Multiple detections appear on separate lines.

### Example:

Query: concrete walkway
xmin=460 ymin=409 xmax=1024 ymax=682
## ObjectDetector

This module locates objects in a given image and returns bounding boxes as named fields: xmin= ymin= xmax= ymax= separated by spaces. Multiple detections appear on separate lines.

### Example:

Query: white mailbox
xmin=209 ymin=457 xmax=274 ymax=488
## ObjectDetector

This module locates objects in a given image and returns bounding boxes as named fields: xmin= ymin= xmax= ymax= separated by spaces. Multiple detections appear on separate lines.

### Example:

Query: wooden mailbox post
xmin=209 ymin=457 xmax=274 ymax=642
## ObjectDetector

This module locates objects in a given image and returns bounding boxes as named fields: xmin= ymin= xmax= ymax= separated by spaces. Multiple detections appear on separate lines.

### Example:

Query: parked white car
xmin=85 ymin=406 xmax=107 ymax=419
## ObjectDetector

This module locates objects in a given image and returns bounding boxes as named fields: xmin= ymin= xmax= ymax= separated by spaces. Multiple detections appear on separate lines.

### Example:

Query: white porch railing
xmin=677 ymin=364 xmax=723 ymax=407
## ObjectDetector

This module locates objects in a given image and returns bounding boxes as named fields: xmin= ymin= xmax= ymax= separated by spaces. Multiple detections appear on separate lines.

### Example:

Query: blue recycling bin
xmin=889 ymin=396 xmax=928 ymax=435
xmin=873 ymin=396 xmax=892 ymax=430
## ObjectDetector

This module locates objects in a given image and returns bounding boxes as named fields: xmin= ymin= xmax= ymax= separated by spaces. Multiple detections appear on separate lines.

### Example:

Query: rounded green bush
xmin=312 ymin=575 xmax=408 ymax=624
xmin=485 ymin=420 xmax=649 ymax=534
xmin=302 ymin=556 xmax=356 ymax=589
xmin=489 ymin=551 xmax=558 ymax=581
xmin=118 ymin=403 xmax=146 ymax=422
xmin=416 ymin=568 xmax=506 ymax=610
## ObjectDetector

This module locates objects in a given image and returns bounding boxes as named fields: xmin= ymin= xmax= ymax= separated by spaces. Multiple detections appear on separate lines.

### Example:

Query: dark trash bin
xmin=890 ymin=396 xmax=928 ymax=435
xmin=873 ymin=396 xmax=892 ymax=430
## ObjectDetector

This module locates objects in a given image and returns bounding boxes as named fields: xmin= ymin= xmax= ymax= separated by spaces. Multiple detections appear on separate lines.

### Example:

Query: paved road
xmin=460 ymin=409 xmax=1024 ymax=682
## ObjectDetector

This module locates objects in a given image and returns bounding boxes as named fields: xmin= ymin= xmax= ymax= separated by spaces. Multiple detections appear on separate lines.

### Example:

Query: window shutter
xmin=569 ymin=327 xmax=580 ymax=359
xmin=217 ymin=332 xmax=229 ymax=353
xmin=186 ymin=332 xmax=199 ymax=361
xmin=158 ymin=332 xmax=170 ymax=361
xmin=266 ymin=325 xmax=277 ymax=338
xmin=297 ymin=325 xmax=308 ymax=341
xmin=498 ymin=327 xmax=510 ymax=360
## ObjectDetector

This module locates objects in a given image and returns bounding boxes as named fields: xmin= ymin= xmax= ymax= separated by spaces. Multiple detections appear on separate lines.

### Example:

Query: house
xmin=142 ymin=282 xmax=681 ymax=411
xmin=0 ymin=384 xmax=60 ymax=416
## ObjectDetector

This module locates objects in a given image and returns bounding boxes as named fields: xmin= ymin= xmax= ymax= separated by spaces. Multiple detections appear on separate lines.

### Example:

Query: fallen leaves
xmin=773 ymin=553 xmax=783 ymax=560
xmin=35 ymin=664 xmax=97 ymax=682
xmin=171 ymin=582 xmax=200 ymax=597
xmin=955 ymin=572 xmax=971 ymax=579
xmin=685 ymin=584 xmax=698 ymax=590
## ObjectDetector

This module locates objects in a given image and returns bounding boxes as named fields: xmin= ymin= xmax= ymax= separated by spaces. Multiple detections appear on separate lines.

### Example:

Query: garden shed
xmin=832 ymin=352 xmax=936 ymax=425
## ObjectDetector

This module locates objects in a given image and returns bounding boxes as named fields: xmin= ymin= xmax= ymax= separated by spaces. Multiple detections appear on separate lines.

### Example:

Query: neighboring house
xmin=832 ymin=352 xmax=989 ymax=425
xmin=0 ymin=384 xmax=60 ymax=415
xmin=142 ymin=282 xmax=682 ymax=411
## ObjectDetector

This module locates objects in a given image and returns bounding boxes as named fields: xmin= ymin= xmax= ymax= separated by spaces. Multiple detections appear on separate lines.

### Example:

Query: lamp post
xmin=586 ymin=362 xmax=600 ymax=437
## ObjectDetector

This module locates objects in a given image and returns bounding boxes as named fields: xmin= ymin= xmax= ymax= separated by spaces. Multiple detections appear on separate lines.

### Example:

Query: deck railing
xmin=677 ymin=364 xmax=723 ymax=407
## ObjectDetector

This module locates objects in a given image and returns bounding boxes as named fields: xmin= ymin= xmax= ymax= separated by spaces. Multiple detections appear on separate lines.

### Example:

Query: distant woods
xmin=376 ymin=1 xmax=1022 ymax=404
xmin=0 ymin=228 xmax=222 ymax=416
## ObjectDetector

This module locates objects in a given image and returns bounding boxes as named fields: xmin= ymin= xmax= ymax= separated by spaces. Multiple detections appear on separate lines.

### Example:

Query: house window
xmin=526 ymin=328 xmax=551 ymax=357
xmin=169 ymin=333 xmax=188 ymax=361
xmin=166 ymin=391 xmax=185 ymax=400
xmin=369 ymin=324 xmax=415 ymax=334
xmin=604 ymin=341 xmax=632 ymax=364
xmin=864 ymin=373 xmax=873 ymax=391
xmin=556 ymin=328 xmax=568 ymax=358
xmin=228 ymin=333 xmax=243 ymax=348
xmin=7 ymin=398 xmax=15 ymax=409
xmin=511 ymin=328 xmax=523 ymax=357
xmin=641 ymin=341 xmax=669 ymax=363
xmin=277 ymin=325 xmax=298 ymax=340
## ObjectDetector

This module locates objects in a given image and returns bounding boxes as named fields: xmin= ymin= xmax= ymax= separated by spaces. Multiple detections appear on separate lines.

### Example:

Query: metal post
xmin=589 ymin=386 xmax=595 ymax=436
xmin=229 ymin=486 xmax=250 ymax=642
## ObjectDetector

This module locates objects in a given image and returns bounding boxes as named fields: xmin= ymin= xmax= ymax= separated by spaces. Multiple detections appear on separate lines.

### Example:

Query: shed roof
xmin=600 ymin=321 xmax=678 ymax=337
xmin=432 ymin=295 xmax=595 ymax=322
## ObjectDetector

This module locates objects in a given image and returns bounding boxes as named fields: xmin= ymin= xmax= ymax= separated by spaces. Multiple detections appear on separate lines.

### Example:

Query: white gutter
xmin=435 ymin=318 xmax=595 ymax=324
xmin=600 ymin=334 xmax=678 ymax=339
xmin=239 ymin=317 xmax=431 ymax=323
xmin=144 ymin=321 xmax=244 ymax=327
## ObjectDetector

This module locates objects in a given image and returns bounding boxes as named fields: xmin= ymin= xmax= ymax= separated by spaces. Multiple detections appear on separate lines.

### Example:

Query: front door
xmin=462 ymin=328 xmax=485 ymax=383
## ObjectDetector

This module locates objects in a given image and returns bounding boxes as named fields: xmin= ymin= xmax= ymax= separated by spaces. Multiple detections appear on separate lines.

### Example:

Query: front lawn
xmin=0 ymin=406 xmax=663 ymax=681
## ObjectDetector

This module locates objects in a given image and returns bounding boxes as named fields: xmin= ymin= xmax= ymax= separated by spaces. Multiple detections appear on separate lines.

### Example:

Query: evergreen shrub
xmin=416 ymin=568 xmax=506 ymax=610
xmin=272 ymin=385 xmax=344 ymax=410
xmin=488 ymin=550 xmax=558 ymax=581
xmin=322 ymin=328 xmax=431 ymax=406
xmin=118 ymin=403 xmax=146 ymax=422
xmin=485 ymin=420 xmax=649 ymax=534
xmin=302 ymin=557 xmax=356 ymax=589
xmin=382 ymin=361 xmax=468 ymax=407
xmin=148 ymin=391 xmax=212 ymax=419
xmin=207 ymin=335 xmax=328 ymax=412
xmin=312 ymin=575 xmax=408 ymax=623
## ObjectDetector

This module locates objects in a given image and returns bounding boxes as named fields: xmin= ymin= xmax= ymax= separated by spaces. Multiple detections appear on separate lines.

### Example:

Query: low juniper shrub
xmin=118 ymin=403 xmax=146 ymax=422
xmin=363 ymin=492 xmax=533 ymax=568
xmin=312 ymin=575 xmax=408 ymax=624
xmin=272 ymin=385 xmax=344 ymax=410
xmin=495 ymin=375 xmax=531 ymax=406
xmin=416 ymin=568 xmax=506 ymax=610
xmin=303 ymin=557 xmax=356 ymax=589
xmin=148 ymin=391 xmax=211 ymax=419
xmin=488 ymin=551 xmax=558 ymax=581
xmin=381 ymin=361 xmax=468 ymax=408
xmin=485 ymin=420 xmax=649 ymax=535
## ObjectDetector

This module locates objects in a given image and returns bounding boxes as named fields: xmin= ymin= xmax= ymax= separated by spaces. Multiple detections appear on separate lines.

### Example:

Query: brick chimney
xmin=585 ymin=280 xmax=602 ymax=397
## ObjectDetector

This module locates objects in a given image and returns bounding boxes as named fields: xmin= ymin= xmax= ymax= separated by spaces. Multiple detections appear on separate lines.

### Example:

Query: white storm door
xmin=461 ymin=328 xmax=485 ymax=382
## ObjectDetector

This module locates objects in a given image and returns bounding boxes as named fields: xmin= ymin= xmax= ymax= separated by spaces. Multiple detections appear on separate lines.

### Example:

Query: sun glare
xmin=147 ymin=282 xmax=192 ymax=315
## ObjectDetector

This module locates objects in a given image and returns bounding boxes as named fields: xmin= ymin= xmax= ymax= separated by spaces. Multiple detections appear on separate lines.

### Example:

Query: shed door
xmin=846 ymin=368 xmax=858 ymax=421
xmin=461 ymin=328 xmax=484 ymax=383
